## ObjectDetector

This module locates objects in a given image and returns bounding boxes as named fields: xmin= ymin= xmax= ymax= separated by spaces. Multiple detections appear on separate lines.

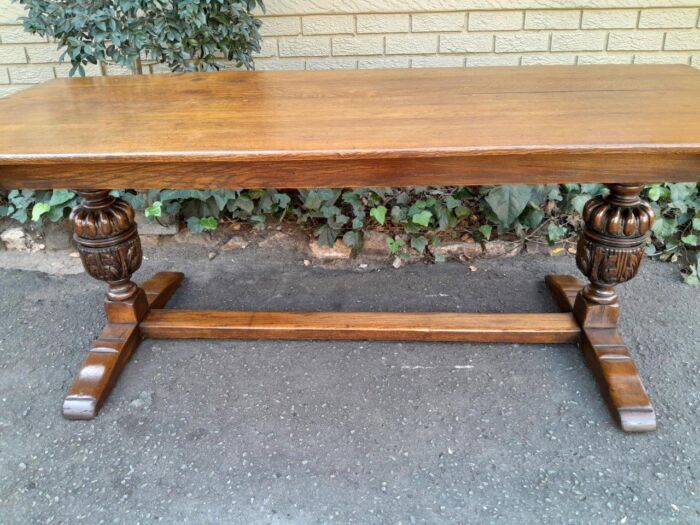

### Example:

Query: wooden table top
xmin=2 ymin=64 xmax=700 ymax=163
xmin=1 ymin=64 xmax=699 ymax=189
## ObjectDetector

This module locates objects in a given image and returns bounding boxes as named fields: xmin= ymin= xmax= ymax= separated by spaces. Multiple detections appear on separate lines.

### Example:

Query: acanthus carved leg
xmin=547 ymin=184 xmax=657 ymax=432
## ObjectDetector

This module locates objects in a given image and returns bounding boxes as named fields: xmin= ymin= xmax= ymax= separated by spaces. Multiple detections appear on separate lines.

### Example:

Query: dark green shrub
xmin=16 ymin=0 xmax=265 ymax=75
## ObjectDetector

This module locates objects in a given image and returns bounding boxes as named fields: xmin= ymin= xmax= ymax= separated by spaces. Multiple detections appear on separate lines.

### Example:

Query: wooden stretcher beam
xmin=140 ymin=309 xmax=581 ymax=344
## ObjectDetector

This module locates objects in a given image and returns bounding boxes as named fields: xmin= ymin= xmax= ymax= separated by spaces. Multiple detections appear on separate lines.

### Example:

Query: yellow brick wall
xmin=1 ymin=1 xmax=699 ymax=97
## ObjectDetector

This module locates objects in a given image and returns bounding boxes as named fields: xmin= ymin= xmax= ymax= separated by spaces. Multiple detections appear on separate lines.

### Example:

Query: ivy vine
xmin=1 ymin=183 xmax=698 ymax=285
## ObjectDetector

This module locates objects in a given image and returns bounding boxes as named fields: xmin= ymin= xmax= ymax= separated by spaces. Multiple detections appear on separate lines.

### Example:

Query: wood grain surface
xmin=140 ymin=310 xmax=581 ymax=343
xmin=1 ymin=65 xmax=699 ymax=189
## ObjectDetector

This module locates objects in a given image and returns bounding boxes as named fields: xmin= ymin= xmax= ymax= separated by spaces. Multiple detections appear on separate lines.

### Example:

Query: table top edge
xmin=2 ymin=144 xmax=700 ymax=166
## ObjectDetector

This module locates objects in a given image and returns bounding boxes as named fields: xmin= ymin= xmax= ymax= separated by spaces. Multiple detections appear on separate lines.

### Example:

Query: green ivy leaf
xmin=580 ymin=184 xmax=605 ymax=196
xmin=369 ymin=205 xmax=387 ymax=225
xmin=199 ymin=217 xmax=218 ymax=231
xmin=411 ymin=210 xmax=432 ymax=227
xmin=547 ymin=186 xmax=563 ymax=201
xmin=302 ymin=190 xmax=323 ymax=211
xmin=484 ymin=185 xmax=532 ymax=227
xmin=522 ymin=208 xmax=544 ymax=229
xmin=145 ymin=201 xmax=162 ymax=219
xmin=387 ymin=237 xmax=405 ymax=254
xmin=11 ymin=208 xmax=28 ymax=223
xmin=274 ymin=193 xmax=291 ymax=208
xmin=320 ymin=205 xmax=340 ymax=219
xmin=652 ymin=217 xmax=678 ymax=239
xmin=161 ymin=190 xmax=202 ymax=202
xmin=395 ymin=192 xmax=410 ymax=206
xmin=186 ymin=216 xmax=204 ymax=233
xmin=444 ymin=196 xmax=461 ymax=210
xmin=316 ymin=224 xmax=337 ymax=247
xmin=211 ymin=191 xmax=230 ymax=211
xmin=684 ymin=254 xmax=700 ymax=286
xmin=31 ymin=202 xmax=51 ymax=222
xmin=342 ymin=230 xmax=363 ymax=254
xmin=390 ymin=206 xmax=406 ymax=223
xmin=120 ymin=192 xmax=146 ymax=210
xmin=334 ymin=214 xmax=350 ymax=226
xmin=410 ymin=235 xmax=428 ymax=253
xmin=478 ymin=224 xmax=492 ymax=240
xmin=681 ymin=234 xmax=698 ymax=246
xmin=233 ymin=196 xmax=255 ymax=213
xmin=647 ymin=185 xmax=664 ymax=202
xmin=454 ymin=206 xmax=471 ymax=219
xmin=435 ymin=205 xmax=451 ymax=231
xmin=547 ymin=223 xmax=569 ymax=243
xmin=670 ymin=183 xmax=696 ymax=211
xmin=571 ymin=194 xmax=591 ymax=215
xmin=48 ymin=189 xmax=75 ymax=206
xmin=48 ymin=204 xmax=68 ymax=222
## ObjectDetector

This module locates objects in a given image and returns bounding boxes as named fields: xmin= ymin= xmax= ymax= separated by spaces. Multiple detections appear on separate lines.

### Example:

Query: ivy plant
xmin=0 ymin=189 xmax=78 ymax=223
xmin=644 ymin=183 xmax=700 ymax=284
xmin=2 ymin=184 xmax=697 ymax=285
xmin=16 ymin=0 xmax=265 ymax=75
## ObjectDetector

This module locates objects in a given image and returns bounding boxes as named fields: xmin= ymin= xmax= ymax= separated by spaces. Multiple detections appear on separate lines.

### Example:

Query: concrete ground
xmin=0 ymin=244 xmax=698 ymax=525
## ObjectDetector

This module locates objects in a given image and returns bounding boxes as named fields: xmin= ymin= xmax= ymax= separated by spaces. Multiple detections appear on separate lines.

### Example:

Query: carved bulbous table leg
xmin=71 ymin=190 xmax=148 ymax=321
xmin=547 ymin=184 xmax=657 ymax=432
xmin=63 ymin=190 xmax=184 ymax=419
xmin=574 ymin=184 xmax=654 ymax=322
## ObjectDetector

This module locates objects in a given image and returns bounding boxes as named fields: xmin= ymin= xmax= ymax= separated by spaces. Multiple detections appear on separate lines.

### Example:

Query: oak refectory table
xmin=1 ymin=64 xmax=699 ymax=432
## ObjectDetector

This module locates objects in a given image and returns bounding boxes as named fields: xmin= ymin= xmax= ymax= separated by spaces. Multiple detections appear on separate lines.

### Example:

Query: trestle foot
xmin=546 ymin=275 xmax=656 ymax=432
xmin=62 ymin=272 xmax=184 ymax=420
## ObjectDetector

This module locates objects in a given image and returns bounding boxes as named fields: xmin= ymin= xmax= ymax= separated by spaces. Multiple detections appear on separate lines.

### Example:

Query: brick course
xmin=495 ymin=32 xmax=549 ymax=53
xmin=356 ymin=14 xmax=409 ymax=34
xmin=469 ymin=11 xmax=524 ymax=32
xmin=551 ymin=31 xmax=607 ymax=52
xmin=259 ymin=17 xmax=301 ymax=36
xmin=638 ymin=8 xmax=698 ymax=29
xmin=608 ymin=30 xmax=665 ymax=50
xmin=332 ymin=36 xmax=383 ymax=56
xmin=385 ymin=35 xmax=438 ymax=55
xmin=303 ymin=15 xmax=354 ymax=35
xmin=524 ymin=11 xmax=581 ymax=30
xmin=0 ymin=1 xmax=698 ymax=98
xmin=581 ymin=10 xmax=639 ymax=29
xmin=412 ymin=13 xmax=465 ymax=33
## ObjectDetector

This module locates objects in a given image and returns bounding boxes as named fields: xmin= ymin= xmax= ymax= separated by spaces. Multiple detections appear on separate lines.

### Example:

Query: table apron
xmin=1 ymin=153 xmax=699 ymax=190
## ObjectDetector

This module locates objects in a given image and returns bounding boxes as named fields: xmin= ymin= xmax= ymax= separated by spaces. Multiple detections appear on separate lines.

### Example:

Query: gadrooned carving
xmin=72 ymin=198 xmax=136 ymax=239
xmin=581 ymin=195 xmax=654 ymax=239
xmin=71 ymin=191 xmax=143 ymax=300
xmin=576 ymin=185 xmax=655 ymax=290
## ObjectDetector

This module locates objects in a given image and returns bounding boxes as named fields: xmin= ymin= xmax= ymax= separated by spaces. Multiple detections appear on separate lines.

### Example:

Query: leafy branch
xmin=15 ymin=0 xmax=265 ymax=75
